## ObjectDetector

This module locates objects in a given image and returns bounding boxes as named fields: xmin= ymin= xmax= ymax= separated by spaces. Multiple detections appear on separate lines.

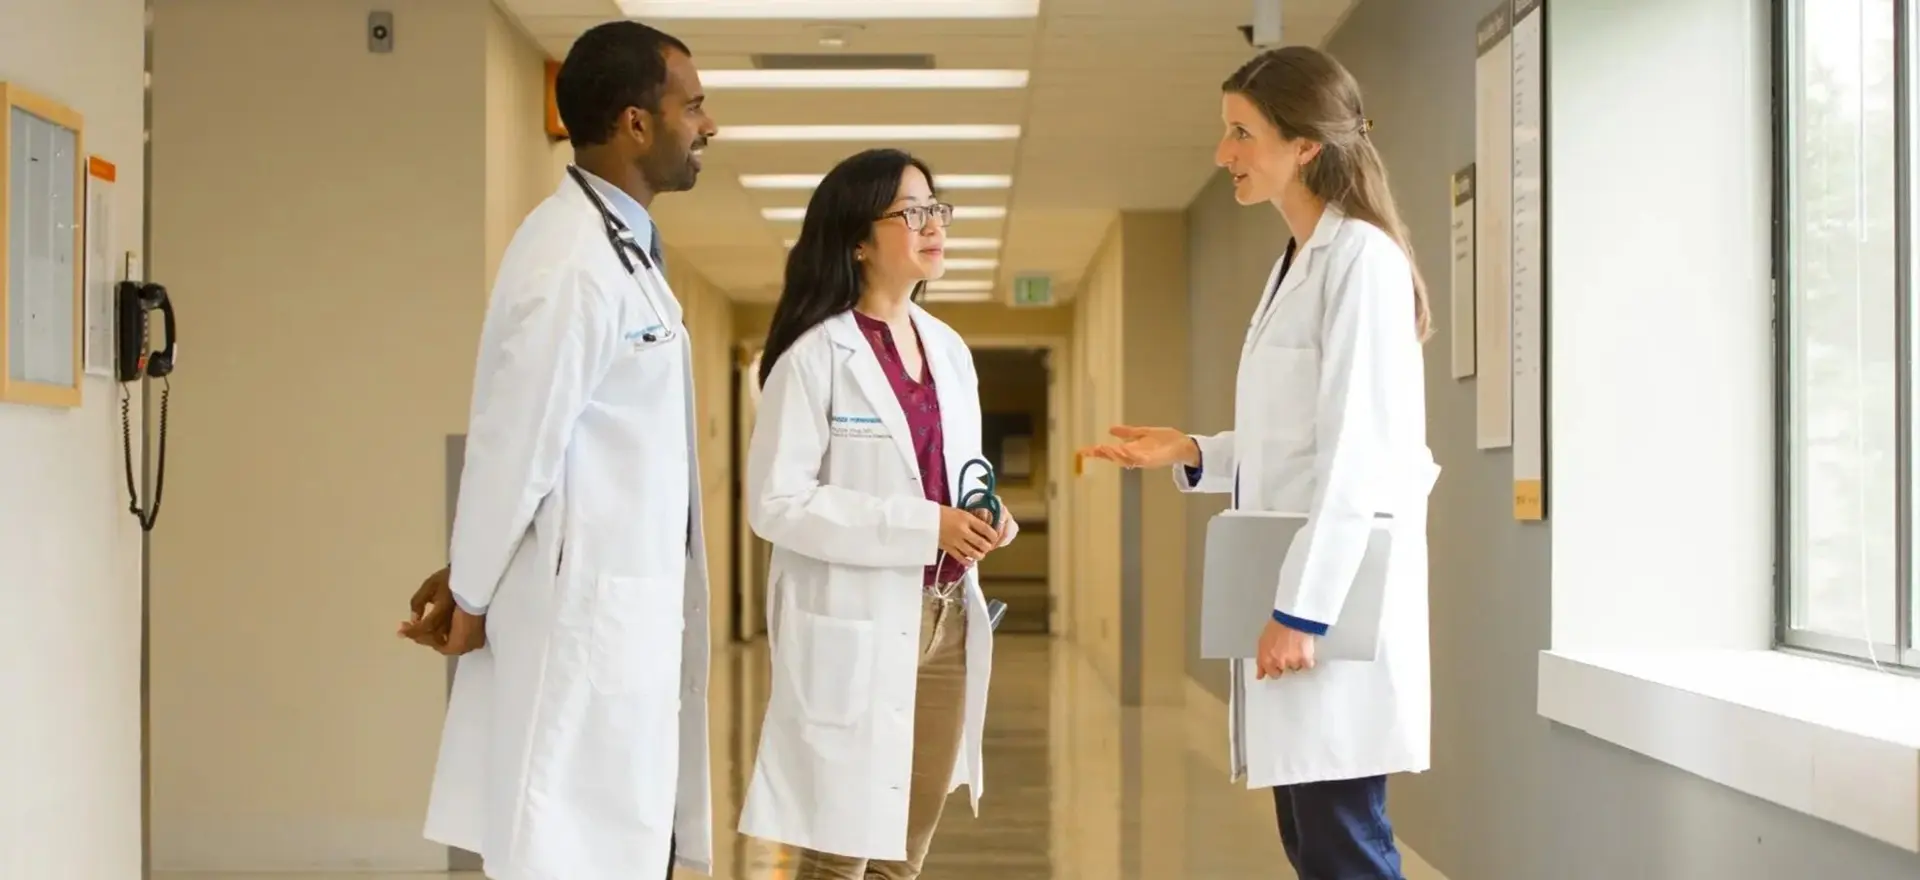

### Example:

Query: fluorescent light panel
xmin=742 ymin=173 xmax=1012 ymax=190
xmin=921 ymin=292 xmax=996 ymax=303
xmin=723 ymin=124 xmax=1020 ymax=142
xmin=941 ymin=258 xmax=999 ymax=271
xmin=703 ymin=70 xmax=1029 ymax=90
xmin=784 ymin=237 xmax=1001 ymax=251
xmin=617 ymin=0 xmax=1039 ymax=19
xmin=762 ymin=205 xmax=1005 ymax=221
xmin=926 ymin=279 xmax=995 ymax=293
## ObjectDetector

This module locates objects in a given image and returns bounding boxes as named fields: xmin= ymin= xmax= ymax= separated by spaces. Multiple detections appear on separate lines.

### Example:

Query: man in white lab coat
xmin=396 ymin=20 xmax=718 ymax=880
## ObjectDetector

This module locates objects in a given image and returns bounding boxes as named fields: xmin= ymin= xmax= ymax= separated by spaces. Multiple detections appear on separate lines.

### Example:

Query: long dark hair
xmin=1224 ymin=47 xmax=1431 ymax=342
xmin=757 ymin=148 xmax=936 ymax=386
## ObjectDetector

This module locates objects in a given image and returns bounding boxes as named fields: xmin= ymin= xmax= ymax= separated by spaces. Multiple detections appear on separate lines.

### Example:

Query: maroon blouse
xmin=852 ymin=311 xmax=970 ymax=587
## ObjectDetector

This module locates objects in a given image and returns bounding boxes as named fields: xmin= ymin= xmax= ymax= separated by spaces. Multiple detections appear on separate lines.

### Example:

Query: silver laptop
xmin=1198 ymin=510 xmax=1395 ymax=662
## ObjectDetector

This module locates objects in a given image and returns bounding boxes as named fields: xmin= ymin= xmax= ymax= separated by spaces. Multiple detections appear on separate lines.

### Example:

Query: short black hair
xmin=555 ymin=21 xmax=691 ymax=148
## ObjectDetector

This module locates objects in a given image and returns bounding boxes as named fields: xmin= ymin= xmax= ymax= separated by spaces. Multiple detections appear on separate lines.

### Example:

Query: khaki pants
xmin=792 ymin=591 xmax=969 ymax=880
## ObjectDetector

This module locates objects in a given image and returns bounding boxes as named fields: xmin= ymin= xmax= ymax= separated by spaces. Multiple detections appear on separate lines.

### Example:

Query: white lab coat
xmin=738 ymin=307 xmax=1008 ymax=860
xmin=1176 ymin=204 xmax=1440 ymax=789
xmin=422 ymin=177 xmax=713 ymax=879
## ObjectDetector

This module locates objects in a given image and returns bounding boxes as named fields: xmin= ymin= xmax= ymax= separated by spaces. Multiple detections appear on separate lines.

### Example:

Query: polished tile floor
xmin=158 ymin=635 xmax=1439 ymax=879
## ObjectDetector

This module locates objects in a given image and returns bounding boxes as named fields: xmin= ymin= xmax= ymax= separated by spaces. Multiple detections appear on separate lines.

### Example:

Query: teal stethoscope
xmin=940 ymin=457 xmax=1010 ymax=632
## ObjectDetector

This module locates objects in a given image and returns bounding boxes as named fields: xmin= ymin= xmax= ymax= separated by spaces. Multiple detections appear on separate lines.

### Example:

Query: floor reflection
xmin=155 ymin=634 xmax=1311 ymax=880
xmin=705 ymin=634 xmax=1293 ymax=880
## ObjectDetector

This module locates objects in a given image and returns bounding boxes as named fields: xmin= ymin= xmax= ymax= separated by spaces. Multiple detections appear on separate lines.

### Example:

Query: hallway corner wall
xmin=1068 ymin=211 xmax=1189 ymax=706
xmin=663 ymin=249 xmax=739 ymax=651
xmin=0 ymin=0 xmax=150 ymax=876
xmin=145 ymin=0 xmax=534 ymax=870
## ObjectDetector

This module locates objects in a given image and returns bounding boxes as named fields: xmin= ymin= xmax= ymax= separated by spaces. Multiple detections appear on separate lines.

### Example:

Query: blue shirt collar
xmin=575 ymin=166 xmax=656 ymax=258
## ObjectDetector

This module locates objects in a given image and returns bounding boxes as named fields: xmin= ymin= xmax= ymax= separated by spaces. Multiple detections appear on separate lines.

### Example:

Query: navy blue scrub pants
xmin=1271 ymin=775 xmax=1404 ymax=880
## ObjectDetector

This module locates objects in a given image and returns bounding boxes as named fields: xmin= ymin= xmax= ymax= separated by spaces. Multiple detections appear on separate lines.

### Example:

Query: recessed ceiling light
xmin=926 ymin=279 xmax=995 ymax=293
xmin=742 ymin=173 xmax=1013 ymax=190
xmin=943 ymin=238 xmax=1001 ymax=251
xmin=921 ymin=291 xmax=996 ymax=303
xmin=723 ymin=125 xmax=1021 ymax=142
xmin=762 ymin=205 xmax=1006 ymax=222
xmin=702 ymin=70 xmax=1030 ymax=90
xmin=616 ymin=0 xmax=1039 ymax=19
xmin=785 ymin=236 xmax=1002 ymax=251
xmin=941 ymin=258 xmax=999 ymax=271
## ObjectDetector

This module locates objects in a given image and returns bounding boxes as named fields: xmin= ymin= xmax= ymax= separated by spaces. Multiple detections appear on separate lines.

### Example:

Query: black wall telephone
xmin=117 ymin=281 xmax=175 ymax=531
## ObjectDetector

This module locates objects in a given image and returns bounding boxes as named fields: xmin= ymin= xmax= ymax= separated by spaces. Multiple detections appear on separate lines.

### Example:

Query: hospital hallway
xmin=150 ymin=636 xmax=1440 ymax=880
xmin=14 ymin=0 xmax=1920 ymax=879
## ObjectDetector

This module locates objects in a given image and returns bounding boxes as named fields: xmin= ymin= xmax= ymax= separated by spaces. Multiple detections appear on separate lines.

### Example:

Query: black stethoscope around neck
xmin=568 ymin=165 xmax=657 ymax=276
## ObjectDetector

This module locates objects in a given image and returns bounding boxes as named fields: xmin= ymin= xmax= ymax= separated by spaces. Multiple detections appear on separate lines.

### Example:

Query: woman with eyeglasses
xmin=737 ymin=147 xmax=1016 ymax=879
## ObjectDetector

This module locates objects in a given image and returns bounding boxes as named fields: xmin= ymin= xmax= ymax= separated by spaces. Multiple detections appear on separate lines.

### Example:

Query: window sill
xmin=1537 ymin=649 xmax=1920 ymax=852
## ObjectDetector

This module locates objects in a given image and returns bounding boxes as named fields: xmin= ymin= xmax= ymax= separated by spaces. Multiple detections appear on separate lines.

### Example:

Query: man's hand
xmin=442 ymin=607 xmax=487 ymax=656
xmin=398 ymin=566 xmax=487 ymax=655
xmin=1254 ymin=618 xmax=1316 ymax=680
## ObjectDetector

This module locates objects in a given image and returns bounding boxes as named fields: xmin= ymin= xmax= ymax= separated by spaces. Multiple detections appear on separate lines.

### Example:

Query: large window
xmin=1779 ymin=0 xmax=1916 ymax=666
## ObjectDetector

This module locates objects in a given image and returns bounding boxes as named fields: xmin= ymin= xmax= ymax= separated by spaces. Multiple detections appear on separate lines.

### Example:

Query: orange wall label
xmin=544 ymin=60 xmax=568 ymax=141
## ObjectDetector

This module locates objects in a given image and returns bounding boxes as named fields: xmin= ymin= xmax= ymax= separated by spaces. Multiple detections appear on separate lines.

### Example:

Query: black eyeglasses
xmin=878 ymin=202 xmax=955 ymax=231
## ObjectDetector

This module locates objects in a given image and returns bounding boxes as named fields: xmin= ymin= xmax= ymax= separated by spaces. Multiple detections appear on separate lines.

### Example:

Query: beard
xmin=643 ymin=142 xmax=702 ymax=193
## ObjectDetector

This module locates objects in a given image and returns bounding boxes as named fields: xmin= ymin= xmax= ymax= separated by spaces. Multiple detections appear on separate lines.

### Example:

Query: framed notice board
xmin=0 ymin=82 xmax=86 ymax=408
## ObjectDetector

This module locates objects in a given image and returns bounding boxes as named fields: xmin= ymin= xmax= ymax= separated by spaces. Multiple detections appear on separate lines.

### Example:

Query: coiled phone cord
xmin=120 ymin=378 xmax=169 ymax=532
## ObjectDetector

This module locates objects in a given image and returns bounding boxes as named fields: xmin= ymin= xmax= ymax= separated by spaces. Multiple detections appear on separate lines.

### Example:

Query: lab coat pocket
xmin=780 ymin=609 xmax=875 ymax=728
xmin=587 ymin=574 xmax=684 ymax=696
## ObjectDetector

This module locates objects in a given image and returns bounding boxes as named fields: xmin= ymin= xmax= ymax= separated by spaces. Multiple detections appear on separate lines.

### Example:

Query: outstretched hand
xmin=1077 ymin=425 xmax=1201 ymax=470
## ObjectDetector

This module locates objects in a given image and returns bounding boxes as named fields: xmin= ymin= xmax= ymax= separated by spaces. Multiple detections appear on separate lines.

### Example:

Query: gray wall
xmin=1181 ymin=0 xmax=1920 ymax=877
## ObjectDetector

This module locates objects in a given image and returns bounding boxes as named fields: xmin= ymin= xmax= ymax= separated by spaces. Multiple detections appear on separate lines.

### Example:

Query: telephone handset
xmin=117 ymin=282 xmax=175 ymax=381
xmin=117 ymin=281 xmax=175 ymax=531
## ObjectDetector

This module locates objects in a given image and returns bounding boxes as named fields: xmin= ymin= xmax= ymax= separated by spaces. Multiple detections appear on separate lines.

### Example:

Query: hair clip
xmin=1360 ymin=117 xmax=1375 ymax=136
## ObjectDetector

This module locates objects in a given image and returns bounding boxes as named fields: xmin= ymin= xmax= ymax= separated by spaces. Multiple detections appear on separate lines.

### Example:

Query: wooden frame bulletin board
xmin=0 ymin=82 xmax=87 ymax=408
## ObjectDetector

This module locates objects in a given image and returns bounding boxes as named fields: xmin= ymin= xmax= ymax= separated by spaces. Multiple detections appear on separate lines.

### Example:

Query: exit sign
xmin=1012 ymin=274 xmax=1053 ymax=307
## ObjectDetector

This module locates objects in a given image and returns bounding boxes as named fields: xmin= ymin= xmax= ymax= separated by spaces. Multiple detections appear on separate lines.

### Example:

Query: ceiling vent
xmin=752 ymin=53 xmax=937 ymax=70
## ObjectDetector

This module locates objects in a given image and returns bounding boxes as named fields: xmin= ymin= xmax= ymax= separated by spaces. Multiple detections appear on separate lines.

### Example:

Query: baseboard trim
xmin=150 ymin=817 xmax=446 ymax=873
xmin=1183 ymin=678 xmax=1451 ymax=880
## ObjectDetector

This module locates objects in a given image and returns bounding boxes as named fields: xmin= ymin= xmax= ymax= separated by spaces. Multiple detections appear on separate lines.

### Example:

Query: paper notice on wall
xmin=1511 ymin=0 xmax=1545 ymax=520
xmin=1450 ymin=165 xmax=1477 ymax=380
xmin=1473 ymin=0 xmax=1514 ymax=450
xmin=83 ymin=156 xmax=117 ymax=378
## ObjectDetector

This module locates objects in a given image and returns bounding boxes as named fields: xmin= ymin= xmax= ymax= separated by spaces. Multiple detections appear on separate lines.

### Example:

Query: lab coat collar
xmin=573 ymin=166 xmax=658 ymax=260
xmin=824 ymin=309 xmax=924 ymax=477
xmin=1299 ymin=200 xmax=1349 ymax=253
xmin=1249 ymin=202 xmax=1350 ymax=345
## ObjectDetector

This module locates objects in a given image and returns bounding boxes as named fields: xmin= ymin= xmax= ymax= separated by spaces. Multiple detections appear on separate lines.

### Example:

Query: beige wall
xmin=485 ymin=8 xmax=562 ymax=288
xmin=148 ymin=0 xmax=512 ymax=869
xmin=146 ymin=7 xmax=741 ymax=868
xmin=666 ymin=248 xmax=738 ymax=649
xmin=0 ymin=0 xmax=149 ymax=875
xmin=1117 ymin=212 xmax=1189 ymax=706
xmin=1065 ymin=212 xmax=1189 ymax=705
xmin=1068 ymin=224 xmax=1125 ymax=686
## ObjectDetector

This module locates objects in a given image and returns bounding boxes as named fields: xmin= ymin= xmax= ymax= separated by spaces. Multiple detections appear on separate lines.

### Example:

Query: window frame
xmin=1774 ymin=0 xmax=1920 ymax=670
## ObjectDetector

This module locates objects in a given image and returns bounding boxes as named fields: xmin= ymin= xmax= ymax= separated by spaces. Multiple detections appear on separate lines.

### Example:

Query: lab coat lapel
xmin=1248 ymin=205 xmax=1349 ymax=346
xmin=825 ymin=312 xmax=919 ymax=474
xmin=915 ymin=308 xmax=968 ymax=501
xmin=1244 ymin=257 xmax=1289 ymax=351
